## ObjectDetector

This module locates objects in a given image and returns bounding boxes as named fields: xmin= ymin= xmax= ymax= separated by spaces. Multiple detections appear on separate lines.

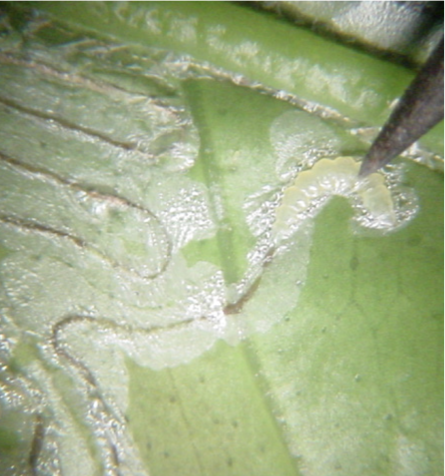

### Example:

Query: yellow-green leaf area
xmin=182 ymin=78 xmax=298 ymax=283
xmin=126 ymin=341 xmax=300 ymax=476
xmin=245 ymin=163 xmax=443 ymax=475
xmin=0 ymin=3 xmax=442 ymax=476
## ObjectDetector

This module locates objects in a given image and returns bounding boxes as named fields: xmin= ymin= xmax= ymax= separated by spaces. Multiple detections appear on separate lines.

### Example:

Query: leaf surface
xmin=0 ymin=3 xmax=442 ymax=476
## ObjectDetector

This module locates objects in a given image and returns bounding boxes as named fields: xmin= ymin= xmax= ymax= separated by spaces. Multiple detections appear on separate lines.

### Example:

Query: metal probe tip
xmin=359 ymin=35 xmax=444 ymax=177
xmin=359 ymin=152 xmax=382 ymax=177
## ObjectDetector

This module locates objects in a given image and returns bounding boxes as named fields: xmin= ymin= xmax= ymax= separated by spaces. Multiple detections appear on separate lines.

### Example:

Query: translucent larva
xmin=272 ymin=156 xmax=396 ymax=243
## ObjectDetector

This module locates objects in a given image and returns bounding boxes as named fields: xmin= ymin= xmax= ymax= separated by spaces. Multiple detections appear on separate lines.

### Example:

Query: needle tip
xmin=358 ymin=158 xmax=378 ymax=177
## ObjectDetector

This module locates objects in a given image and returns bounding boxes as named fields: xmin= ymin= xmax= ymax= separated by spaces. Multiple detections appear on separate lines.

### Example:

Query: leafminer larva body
xmin=272 ymin=156 xmax=396 ymax=243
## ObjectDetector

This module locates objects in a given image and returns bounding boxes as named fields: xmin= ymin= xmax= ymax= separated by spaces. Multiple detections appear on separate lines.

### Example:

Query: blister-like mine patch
xmin=272 ymin=156 xmax=401 ymax=243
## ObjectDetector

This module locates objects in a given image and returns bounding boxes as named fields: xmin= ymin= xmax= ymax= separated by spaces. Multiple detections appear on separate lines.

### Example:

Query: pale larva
xmin=272 ymin=156 xmax=396 ymax=243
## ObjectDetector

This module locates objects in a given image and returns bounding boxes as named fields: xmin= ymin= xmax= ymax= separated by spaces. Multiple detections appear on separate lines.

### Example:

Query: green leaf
xmin=246 ymin=165 xmax=443 ymax=474
xmin=25 ymin=1 xmax=410 ymax=122
xmin=27 ymin=1 xmax=444 ymax=154
xmin=0 ymin=3 xmax=442 ymax=476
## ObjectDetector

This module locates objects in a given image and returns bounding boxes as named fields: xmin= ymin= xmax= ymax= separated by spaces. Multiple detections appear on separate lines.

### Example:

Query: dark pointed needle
xmin=359 ymin=35 xmax=444 ymax=177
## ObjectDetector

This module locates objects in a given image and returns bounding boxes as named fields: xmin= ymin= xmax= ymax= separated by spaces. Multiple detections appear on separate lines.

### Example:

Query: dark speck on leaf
xmin=350 ymin=256 xmax=359 ymax=270
xmin=407 ymin=234 xmax=422 ymax=247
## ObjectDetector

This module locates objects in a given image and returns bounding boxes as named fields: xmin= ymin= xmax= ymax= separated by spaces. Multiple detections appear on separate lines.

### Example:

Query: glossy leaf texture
xmin=0 ymin=3 xmax=443 ymax=476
